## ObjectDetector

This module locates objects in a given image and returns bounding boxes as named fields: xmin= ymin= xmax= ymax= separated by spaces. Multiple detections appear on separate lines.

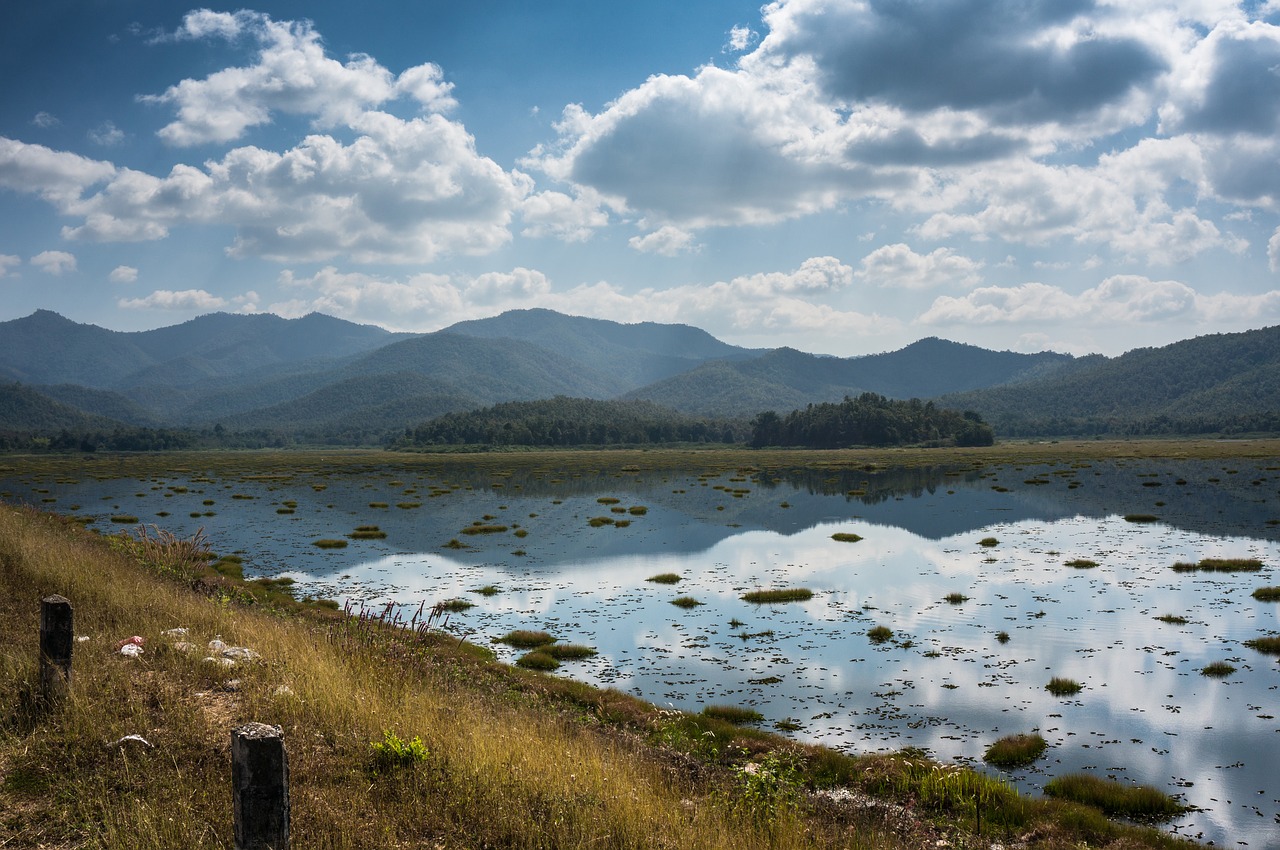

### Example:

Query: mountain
xmin=0 ymin=311 xmax=155 ymax=387
xmin=35 ymin=384 xmax=159 ymax=426
xmin=624 ymin=339 xmax=1073 ymax=418
xmin=442 ymin=308 xmax=757 ymax=390
xmin=0 ymin=383 xmax=124 ymax=431
xmin=941 ymin=326 xmax=1280 ymax=434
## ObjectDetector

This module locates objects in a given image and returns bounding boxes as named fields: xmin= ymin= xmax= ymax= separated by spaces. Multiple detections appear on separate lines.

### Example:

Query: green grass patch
xmin=544 ymin=643 xmax=598 ymax=660
xmin=1064 ymin=558 xmax=1098 ymax=568
xmin=983 ymin=733 xmax=1047 ymax=768
xmin=943 ymin=592 xmax=969 ymax=604
xmin=461 ymin=523 xmax=508 ymax=535
xmin=628 ymin=506 xmax=648 ymax=515
xmin=1043 ymin=774 xmax=1187 ymax=820
xmin=596 ymin=497 xmax=621 ymax=505
xmin=587 ymin=517 xmax=614 ymax=527
xmin=978 ymin=536 xmax=999 ymax=547
xmin=867 ymin=625 xmax=893 ymax=643
xmin=1251 ymin=586 xmax=1280 ymax=601
xmin=701 ymin=705 xmax=763 ymax=725
xmin=109 ymin=515 xmax=139 ymax=524
xmin=470 ymin=585 xmax=501 ymax=596
xmin=498 ymin=629 xmax=555 ymax=648
xmin=348 ymin=525 xmax=387 ymax=540
xmin=313 ymin=538 xmax=348 ymax=549
xmin=646 ymin=573 xmax=682 ymax=584
xmin=516 ymin=650 xmax=560 ymax=671
xmin=1243 ymin=635 xmax=1280 ymax=654
xmin=1200 ymin=661 xmax=1236 ymax=677
xmin=1046 ymin=677 xmax=1083 ymax=696
xmin=995 ymin=630 xmax=1010 ymax=643
xmin=1154 ymin=614 xmax=1189 ymax=624
xmin=436 ymin=598 xmax=475 ymax=613
xmin=670 ymin=596 xmax=703 ymax=609
xmin=831 ymin=532 xmax=863 ymax=543
xmin=1171 ymin=557 xmax=1263 ymax=572
xmin=741 ymin=588 xmax=813 ymax=604
xmin=1123 ymin=514 xmax=1160 ymax=523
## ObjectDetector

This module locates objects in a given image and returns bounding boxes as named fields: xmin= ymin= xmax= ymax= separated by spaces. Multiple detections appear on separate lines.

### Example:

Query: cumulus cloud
xmin=1270 ymin=226 xmax=1280 ymax=272
xmin=88 ymin=121 xmax=125 ymax=146
xmin=919 ymin=274 xmax=1277 ymax=326
xmin=118 ymin=289 xmax=228 ymax=311
xmin=0 ymin=254 xmax=20 ymax=278
xmin=0 ymin=138 xmax=115 ymax=205
xmin=109 ymin=265 xmax=138 ymax=283
xmin=31 ymin=250 xmax=76 ymax=275
xmin=520 ymin=189 xmax=608 ymax=242
xmin=726 ymin=25 xmax=757 ymax=52
xmin=141 ymin=10 xmax=455 ymax=146
xmin=855 ymin=243 xmax=984 ymax=289
xmin=31 ymin=112 xmax=59 ymax=128
xmin=628 ymin=225 xmax=697 ymax=256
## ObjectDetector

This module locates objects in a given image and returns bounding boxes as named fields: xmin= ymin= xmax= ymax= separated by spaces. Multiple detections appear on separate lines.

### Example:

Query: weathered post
xmin=39 ymin=594 xmax=73 ymax=704
xmin=232 ymin=722 xmax=290 ymax=850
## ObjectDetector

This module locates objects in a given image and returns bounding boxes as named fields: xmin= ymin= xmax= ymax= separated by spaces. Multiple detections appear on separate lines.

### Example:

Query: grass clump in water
xmin=1171 ymin=557 xmax=1263 ymax=572
xmin=670 ymin=596 xmax=703 ymax=609
xmin=646 ymin=573 xmax=682 ymax=584
xmin=461 ymin=523 xmax=508 ymax=535
xmin=544 ymin=644 xmax=598 ymax=660
xmin=867 ymin=625 xmax=893 ymax=644
xmin=348 ymin=525 xmax=387 ymax=540
xmin=516 ymin=650 xmax=560 ymax=671
xmin=1043 ymin=774 xmax=1187 ymax=820
xmin=470 ymin=585 xmax=501 ymax=596
xmin=831 ymin=532 xmax=863 ymax=543
xmin=701 ymin=705 xmax=763 ymax=725
xmin=1046 ymin=677 xmax=1083 ymax=696
xmin=1123 ymin=514 xmax=1160 ymax=523
xmin=741 ymin=588 xmax=813 ymax=604
xmin=498 ymin=629 xmax=554 ymax=648
xmin=110 ymin=515 xmax=139 ymax=524
xmin=1154 ymin=614 xmax=1189 ymax=624
xmin=1252 ymin=586 xmax=1280 ymax=601
xmin=983 ymin=733 xmax=1047 ymax=768
xmin=943 ymin=592 xmax=969 ymax=604
xmin=313 ymin=538 xmax=349 ymax=549
xmin=1243 ymin=635 xmax=1280 ymax=654
xmin=1200 ymin=661 xmax=1236 ymax=677
xmin=436 ymin=598 xmax=475 ymax=613
xmin=1064 ymin=558 xmax=1098 ymax=568
xmin=587 ymin=516 xmax=614 ymax=527
xmin=977 ymin=536 xmax=999 ymax=547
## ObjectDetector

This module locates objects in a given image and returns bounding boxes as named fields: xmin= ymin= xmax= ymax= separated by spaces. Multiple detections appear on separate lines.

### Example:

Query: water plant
xmin=978 ymin=536 xmax=999 ymax=547
xmin=983 ymin=733 xmax=1047 ymax=767
xmin=1046 ymin=677 xmax=1083 ymax=696
xmin=1154 ymin=614 xmax=1189 ymax=624
xmin=943 ymin=592 xmax=969 ymax=604
xmin=349 ymin=525 xmax=387 ymax=540
xmin=741 ymin=588 xmax=813 ymax=604
xmin=1243 ymin=635 xmax=1280 ymax=654
xmin=1043 ymin=774 xmax=1187 ymax=820
xmin=1123 ymin=514 xmax=1160 ymax=523
xmin=587 ymin=516 xmax=614 ymax=527
xmin=701 ymin=705 xmax=763 ymax=725
xmin=867 ymin=625 xmax=893 ymax=643
xmin=544 ymin=643 xmax=598 ymax=660
xmin=313 ymin=538 xmax=348 ymax=549
xmin=436 ymin=598 xmax=475 ymax=613
xmin=670 ymin=596 xmax=703 ymax=609
xmin=646 ymin=573 xmax=682 ymax=584
xmin=1171 ymin=557 xmax=1263 ymax=572
xmin=831 ymin=532 xmax=863 ymax=543
xmin=995 ymin=630 xmax=1010 ymax=643
xmin=1200 ymin=661 xmax=1236 ymax=677
xmin=1064 ymin=558 xmax=1098 ymax=568
xmin=498 ymin=629 xmax=554 ymax=648
xmin=461 ymin=523 xmax=508 ymax=535
xmin=1252 ymin=586 xmax=1280 ymax=601
xmin=516 ymin=650 xmax=560 ymax=671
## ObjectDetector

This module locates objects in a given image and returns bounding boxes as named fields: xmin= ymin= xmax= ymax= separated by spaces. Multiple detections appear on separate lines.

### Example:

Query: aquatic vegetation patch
xmin=1123 ymin=513 xmax=1160 ymax=523
xmin=469 ymin=585 xmax=501 ymax=596
xmin=544 ymin=643 xmax=597 ymax=660
xmin=1200 ymin=661 xmax=1236 ymax=677
xmin=461 ymin=523 xmax=508 ymax=535
xmin=978 ymin=536 xmax=999 ymax=547
xmin=587 ymin=516 xmax=614 ymax=527
xmin=110 ymin=515 xmax=139 ymax=524
xmin=1154 ymin=614 xmax=1189 ymax=624
xmin=1251 ymin=586 xmax=1280 ymax=601
xmin=942 ymin=592 xmax=969 ymax=604
xmin=313 ymin=538 xmax=348 ymax=549
xmin=436 ymin=598 xmax=475 ymax=613
xmin=1171 ymin=557 xmax=1263 ymax=572
xmin=1045 ymin=677 xmax=1083 ymax=696
xmin=349 ymin=525 xmax=387 ymax=540
xmin=670 ymin=596 xmax=703 ymax=609
xmin=646 ymin=573 xmax=682 ymax=584
xmin=516 ymin=650 xmax=560 ymax=671
xmin=498 ymin=629 xmax=554 ymax=648
xmin=831 ymin=532 xmax=863 ymax=543
xmin=1243 ymin=635 xmax=1280 ymax=654
xmin=867 ymin=625 xmax=893 ymax=643
xmin=741 ymin=588 xmax=813 ymax=604
xmin=983 ymin=733 xmax=1047 ymax=768
xmin=1042 ymin=773 xmax=1187 ymax=820
xmin=701 ymin=705 xmax=763 ymax=725
xmin=1063 ymin=558 xmax=1098 ymax=568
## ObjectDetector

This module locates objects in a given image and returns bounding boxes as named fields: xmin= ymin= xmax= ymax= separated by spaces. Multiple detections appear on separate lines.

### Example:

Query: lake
xmin=4 ymin=451 xmax=1278 ymax=846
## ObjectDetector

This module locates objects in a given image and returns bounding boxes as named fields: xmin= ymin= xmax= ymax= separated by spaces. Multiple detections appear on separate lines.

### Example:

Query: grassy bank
xmin=1 ymin=500 xmax=1199 ymax=849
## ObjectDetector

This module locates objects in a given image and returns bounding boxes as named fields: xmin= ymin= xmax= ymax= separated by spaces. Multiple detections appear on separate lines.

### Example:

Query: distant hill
xmin=0 ymin=383 xmax=124 ymax=431
xmin=941 ymin=327 xmax=1280 ymax=435
xmin=0 ymin=311 xmax=155 ymax=387
xmin=442 ymin=308 xmax=757 ymax=391
xmin=624 ymin=340 xmax=1073 ymax=418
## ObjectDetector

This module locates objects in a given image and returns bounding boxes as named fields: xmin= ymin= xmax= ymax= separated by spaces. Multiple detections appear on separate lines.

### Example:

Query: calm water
xmin=5 ymin=456 xmax=1279 ymax=846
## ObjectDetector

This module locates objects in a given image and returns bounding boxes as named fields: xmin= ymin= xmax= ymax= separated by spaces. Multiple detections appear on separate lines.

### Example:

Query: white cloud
xmin=0 ymin=137 xmax=115 ymax=205
xmin=1269 ymin=226 xmax=1280 ymax=272
xmin=31 ymin=250 xmax=76 ymax=275
xmin=31 ymin=111 xmax=59 ymax=128
xmin=628 ymin=225 xmax=697 ymax=256
xmin=520 ymin=189 xmax=608 ymax=242
xmin=141 ymin=10 xmax=454 ymax=146
xmin=0 ymin=254 xmax=20 ymax=278
xmin=88 ymin=121 xmax=125 ymax=146
xmin=726 ymin=25 xmax=757 ymax=52
xmin=919 ymin=274 xmax=1275 ymax=326
xmin=118 ymin=289 xmax=228 ymax=311
xmin=855 ymin=243 xmax=983 ymax=289
xmin=109 ymin=265 xmax=138 ymax=283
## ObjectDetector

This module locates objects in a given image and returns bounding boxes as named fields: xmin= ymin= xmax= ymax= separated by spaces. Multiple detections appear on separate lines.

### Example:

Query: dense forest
xmin=400 ymin=397 xmax=748 ymax=448
xmin=748 ymin=393 xmax=994 ymax=448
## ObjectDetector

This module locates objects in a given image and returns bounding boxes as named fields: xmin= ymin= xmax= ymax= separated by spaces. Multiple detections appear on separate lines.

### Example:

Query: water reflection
xmin=4 ymin=456 xmax=1279 ymax=844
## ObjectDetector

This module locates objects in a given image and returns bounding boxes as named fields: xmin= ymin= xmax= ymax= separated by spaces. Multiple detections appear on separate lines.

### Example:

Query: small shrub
xmin=370 ymin=730 xmax=428 ymax=772
xmin=702 ymin=705 xmax=763 ymax=725
xmin=1046 ymin=677 xmax=1083 ymax=696
xmin=742 ymin=588 xmax=813 ymax=604
xmin=1043 ymin=774 xmax=1187 ymax=820
xmin=831 ymin=532 xmax=863 ymax=543
xmin=867 ymin=625 xmax=893 ymax=644
xmin=1252 ymin=586 xmax=1280 ymax=601
xmin=646 ymin=573 xmax=682 ymax=584
xmin=983 ymin=733 xmax=1047 ymax=767
xmin=671 ymin=596 xmax=703 ymax=609
xmin=1200 ymin=661 xmax=1236 ymax=677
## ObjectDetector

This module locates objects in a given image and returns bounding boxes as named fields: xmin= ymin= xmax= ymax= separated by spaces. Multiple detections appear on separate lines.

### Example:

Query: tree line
xmin=748 ymin=393 xmax=994 ymax=448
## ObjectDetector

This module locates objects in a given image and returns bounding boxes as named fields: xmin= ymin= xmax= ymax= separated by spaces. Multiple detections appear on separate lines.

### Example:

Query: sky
xmin=3 ymin=0 xmax=1280 ymax=357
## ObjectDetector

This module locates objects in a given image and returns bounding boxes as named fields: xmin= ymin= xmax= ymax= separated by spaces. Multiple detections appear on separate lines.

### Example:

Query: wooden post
xmin=39 ymin=595 xmax=73 ymax=704
xmin=232 ymin=722 xmax=290 ymax=850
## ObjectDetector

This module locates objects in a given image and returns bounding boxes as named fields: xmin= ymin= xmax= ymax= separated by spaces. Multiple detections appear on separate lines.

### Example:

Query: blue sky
xmin=3 ymin=0 xmax=1280 ymax=357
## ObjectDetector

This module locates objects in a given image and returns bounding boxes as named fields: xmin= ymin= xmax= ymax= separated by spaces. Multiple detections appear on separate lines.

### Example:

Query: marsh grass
xmin=1064 ymin=558 xmax=1098 ymax=569
xmin=943 ymin=592 xmax=969 ymax=604
xmin=1043 ymin=774 xmax=1187 ymax=820
xmin=436 ymin=598 xmax=475 ymax=613
xmin=831 ymin=532 xmax=863 ymax=543
xmin=1154 ymin=614 xmax=1189 ymax=624
xmin=461 ymin=523 xmax=508 ymax=535
xmin=983 ymin=733 xmax=1047 ymax=768
xmin=1243 ymin=635 xmax=1280 ymax=654
xmin=349 ymin=525 xmax=388 ymax=540
xmin=544 ymin=643 xmax=598 ymax=660
xmin=1251 ymin=586 xmax=1280 ymax=601
xmin=867 ymin=625 xmax=893 ymax=644
xmin=702 ymin=705 xmax=763 ymax=725
xmin=1046 ymin=677 xmax=1083 ymax=696
xmin=1200 ymin=661 xmax=1236 ymax=677
xmin=470 ymin=585 xmax=501 ymax=596
xmin=498 ymin=629 xmax=554 ymax=648
xmin=1123 ymin=514 xmax=1160 ymax=523
xmin=1171 ymin=557 xmax=1263 ymax=572
xmin=516 ymin=650 xmax=560 ymax=670
xmin=647 ymin=573 xmax=683 ymax=584
xmin=671 ymin=596 xmax=703 ymax=609
xmin=978 ymin=536 xmax=999 ymax=547
xmin=313 ymin=538 xmax=348 ymax=549
xmin=742 ymin=588 xmax=813 ymax=604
